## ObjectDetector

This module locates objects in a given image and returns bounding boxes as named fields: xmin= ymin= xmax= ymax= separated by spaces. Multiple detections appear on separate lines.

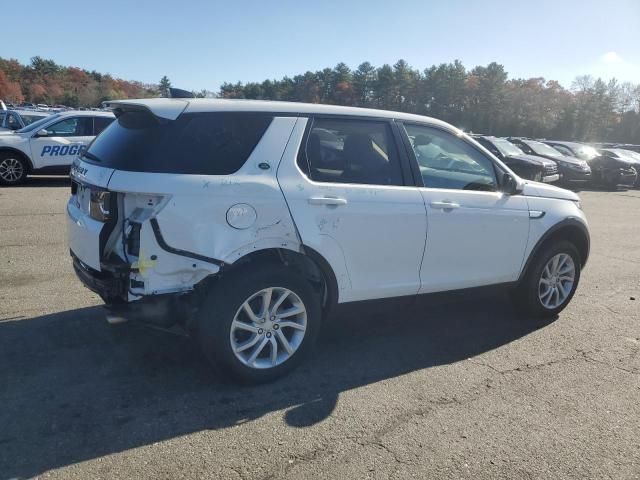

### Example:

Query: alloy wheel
xmin=230 ymin=287 xmax=307 ymax=369
xmin=538 ymin=253 xmax=575 ymax=309
xmin=0 ymin=158 xmax=24 ymax=183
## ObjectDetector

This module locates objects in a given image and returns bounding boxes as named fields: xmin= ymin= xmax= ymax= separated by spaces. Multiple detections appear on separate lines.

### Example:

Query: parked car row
xmin=473 ymin=135 xmax=640 ymax=189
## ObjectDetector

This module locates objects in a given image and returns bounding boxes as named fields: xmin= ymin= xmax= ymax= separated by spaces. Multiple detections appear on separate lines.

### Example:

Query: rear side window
xmin=298 ymin=118 xmax=404 ymax=186
xmin=83 ymin=111 xmax=273 ymax=175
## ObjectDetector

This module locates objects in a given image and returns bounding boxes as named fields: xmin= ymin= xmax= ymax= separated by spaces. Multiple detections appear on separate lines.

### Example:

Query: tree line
xmin=220 ymin=60 xmax=640 ymax=143
xmin=1 ymin=57 xmax=638 ymax=143
xmin=0 ymin=56 xmax=157 ymax=108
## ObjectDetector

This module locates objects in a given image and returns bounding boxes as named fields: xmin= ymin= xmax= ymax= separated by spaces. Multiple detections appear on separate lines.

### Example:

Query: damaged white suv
xmin=67 ymin=99 xmax=589 ymax=382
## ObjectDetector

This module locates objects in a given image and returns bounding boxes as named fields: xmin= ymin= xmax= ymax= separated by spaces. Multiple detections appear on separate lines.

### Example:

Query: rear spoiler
xmin=102 ymin=99 xmax=189 ymax=121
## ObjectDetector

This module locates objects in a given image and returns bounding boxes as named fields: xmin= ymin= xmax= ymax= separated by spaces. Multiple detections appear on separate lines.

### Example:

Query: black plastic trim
xmin=149 ymin=218 xmax=225 ymax=266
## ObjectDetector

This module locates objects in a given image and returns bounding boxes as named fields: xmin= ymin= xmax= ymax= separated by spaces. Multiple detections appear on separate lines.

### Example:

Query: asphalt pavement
xmin=0 ymin=177 xmax=638 ymax=479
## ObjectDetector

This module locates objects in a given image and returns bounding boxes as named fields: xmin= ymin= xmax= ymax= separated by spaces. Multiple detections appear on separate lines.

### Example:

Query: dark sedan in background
xmin=474 ymin=135 xmax=559 ymax=182
xmin=544 ymin=141 xmax=637 ymax=189
xmin=508 ymin=138 xmax=591 ymax=185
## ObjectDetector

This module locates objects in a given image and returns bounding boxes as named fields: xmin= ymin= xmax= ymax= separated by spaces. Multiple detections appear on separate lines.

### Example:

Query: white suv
xmin=0 ymin=110 xmax=114 ymax=185
xmin=67 ymin=99 xmax=589 ymax=382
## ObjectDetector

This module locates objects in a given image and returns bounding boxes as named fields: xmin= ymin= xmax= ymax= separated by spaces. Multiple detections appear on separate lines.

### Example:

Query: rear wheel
xmin=195 ymin=265 xmax=321 ymax=383
xmin=512 ymin=241 xmax=581 ymax=318
xmin=0 ymin=153 xmax=28 ymax=186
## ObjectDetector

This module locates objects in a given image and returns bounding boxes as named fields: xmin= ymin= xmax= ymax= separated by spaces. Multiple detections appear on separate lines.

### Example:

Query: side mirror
xmin=502 ymin=172 xmax=523 ymax=195
xmin=36 ymin=129 xmax=49 ymax=137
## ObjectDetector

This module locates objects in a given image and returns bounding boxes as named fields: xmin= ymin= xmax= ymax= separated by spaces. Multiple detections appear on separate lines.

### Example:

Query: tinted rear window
xmin=82 ymin=111 xmax=273 ymax=175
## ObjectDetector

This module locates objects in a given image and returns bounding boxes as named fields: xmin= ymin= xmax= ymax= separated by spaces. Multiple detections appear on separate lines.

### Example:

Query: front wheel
xmin=0 ymin=153 xmax=28 ymax=186
xmin=194 ymin=266 xmax=321 ymax=383
xmin=512 ymin=241 xmax=581 ymax=318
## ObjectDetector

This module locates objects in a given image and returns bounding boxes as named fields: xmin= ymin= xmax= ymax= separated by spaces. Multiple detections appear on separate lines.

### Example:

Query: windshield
xmin=20 ymin=114 xmax=49 ymax=126
xmin=16 ymin=113 xmax=62 ymax=133
xmin=574 ymin=145 xmax=599 ymax=160
xmin=526 ymin=140 xmax=563 ymax=157
xmin=611 ymin=149 xmax=640 ymax=162
xmin=491 ymin=138 xmax=524 ymax=156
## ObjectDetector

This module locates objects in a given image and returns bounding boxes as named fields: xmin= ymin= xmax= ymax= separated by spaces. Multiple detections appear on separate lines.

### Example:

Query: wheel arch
xmin=519 ymin=218 xmax=590 ymax=283
xmin=0 ymin=147 xmax=33 ymax=171
xmin=221 ymin=246 xmax=339 ymax=319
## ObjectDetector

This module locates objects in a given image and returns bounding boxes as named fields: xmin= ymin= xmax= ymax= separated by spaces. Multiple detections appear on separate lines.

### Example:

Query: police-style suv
xmin=0 ymin=110 xmax=114 ymax=185
xmin=67 ymin=99 xmax=590 ymax=382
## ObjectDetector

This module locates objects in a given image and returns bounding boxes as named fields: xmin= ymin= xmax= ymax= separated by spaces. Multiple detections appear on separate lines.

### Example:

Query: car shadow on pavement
xmin=0 ymin=293 xmax=549 ymax=478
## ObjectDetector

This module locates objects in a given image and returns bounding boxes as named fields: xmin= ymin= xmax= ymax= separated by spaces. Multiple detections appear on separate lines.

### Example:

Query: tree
xmin=0 ymin=70 xmax=23 ymax=102
xmin=353 ymin=62 xmax=377 ymax=107
xmin=159 ymin=76 xmax=171 ymax=97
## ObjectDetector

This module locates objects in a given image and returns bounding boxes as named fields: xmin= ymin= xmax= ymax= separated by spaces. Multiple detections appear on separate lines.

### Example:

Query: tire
xmin=512 ymin=240 xmax=581 ymax=318
xmin=0 ymin=152 xmax=29 ymax=186
xmin=194 ymin=265 xmax=321 ymax=383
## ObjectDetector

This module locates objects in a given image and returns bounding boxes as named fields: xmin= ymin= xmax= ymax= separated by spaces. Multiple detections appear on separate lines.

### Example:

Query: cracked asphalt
xmin=1 ymin=177 xmax=639 ymax=479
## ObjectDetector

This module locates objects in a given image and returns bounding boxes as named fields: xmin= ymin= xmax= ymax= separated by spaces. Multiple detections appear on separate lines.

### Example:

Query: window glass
xmin=525 ymin=140 xmax=563 ymax=157
xmin=83 ymin=111 xmax=272 ymax=175
xmin=491 ymin=138 xmax=524 ymax=156
xmin=17 ymin=113 xmax=62 ymax=133
xmin=300 ymin=118 xmax=403 ymax=186
xmin=550 ymin=144 xmax=573 ymax=156
xmin=575 ymin=145 xmax=599 ymax=160
xmin=404 ymin=124 xmax=497 ymax=191
xmin=20 ymin=114 xmax=48 ymax=126
xmin=7 ymin=113 xmax=20 ymax=128
xmin=93 ymin=116 xmax=114 ymax=135
xmin=46 ymin=117 xmax=93 ymax=136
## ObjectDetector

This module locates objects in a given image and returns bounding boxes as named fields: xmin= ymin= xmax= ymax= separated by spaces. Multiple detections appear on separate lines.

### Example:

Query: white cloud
xmin=601 ymin=51 xmax=623 ymax=64
xmin=590 ymin=52 xmax=640 ymax=82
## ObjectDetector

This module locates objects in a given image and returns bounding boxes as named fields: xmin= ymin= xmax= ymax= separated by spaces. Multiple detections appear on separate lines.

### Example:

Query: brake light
xmin=89 ymin=190 xmax=112 ymax=221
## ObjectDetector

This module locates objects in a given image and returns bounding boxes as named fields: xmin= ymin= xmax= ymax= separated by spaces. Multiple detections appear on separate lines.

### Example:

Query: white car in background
xmin=0 ymin=109 xmax=51 ymax=132
xmin=0 ymin=110 xmax=114 ymax=185
xmin=67 ymin=98 xmax=590 ymax=382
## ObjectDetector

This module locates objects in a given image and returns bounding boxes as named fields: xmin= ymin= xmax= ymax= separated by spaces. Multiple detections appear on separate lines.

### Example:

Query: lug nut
xmin=258 ymin=328 xmax=264 ymax=334
xmin=273 ymin=324 xmax=279 ymax=330
xmin=266 ymin=332 xmax=272 ymax=338
xmin=271 ymin=316 xmax=275 ymax=321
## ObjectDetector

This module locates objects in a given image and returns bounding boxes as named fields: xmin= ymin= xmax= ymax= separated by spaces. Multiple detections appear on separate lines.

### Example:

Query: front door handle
xmin=308 ymin=196 xmax=348 ymax=206
xmin=430 ymin=200 xmax=460 ymax=210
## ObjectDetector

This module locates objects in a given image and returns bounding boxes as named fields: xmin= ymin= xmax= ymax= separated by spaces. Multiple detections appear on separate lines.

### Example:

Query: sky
xmin=2 ymin=0 xmax=639 ymax=91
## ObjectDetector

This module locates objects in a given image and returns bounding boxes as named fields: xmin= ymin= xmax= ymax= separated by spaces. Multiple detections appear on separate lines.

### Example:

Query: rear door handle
xmin=430 ymin=200 xmax=460 ymax=210
xmin=308 ymin=196 xmax=348 ymax=206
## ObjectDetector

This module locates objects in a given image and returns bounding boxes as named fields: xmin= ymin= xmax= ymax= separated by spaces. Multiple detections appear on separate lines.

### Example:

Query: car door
xmin=400 ymin=123 xmax=530 ymax=294
xmin=277 ymin=116 xmax=427 ymax=303
xmin=29 ymin=116 xmax=93 ymax=169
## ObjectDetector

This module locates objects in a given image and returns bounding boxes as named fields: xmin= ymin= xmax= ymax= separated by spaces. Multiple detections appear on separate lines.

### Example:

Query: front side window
xmin=404 ymin=124 xmax=497 ymax=191
xmin=299 ymin=118 xmax=403 ymax=186
xmin=46 ymin=117 xmax=93 ymax=137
